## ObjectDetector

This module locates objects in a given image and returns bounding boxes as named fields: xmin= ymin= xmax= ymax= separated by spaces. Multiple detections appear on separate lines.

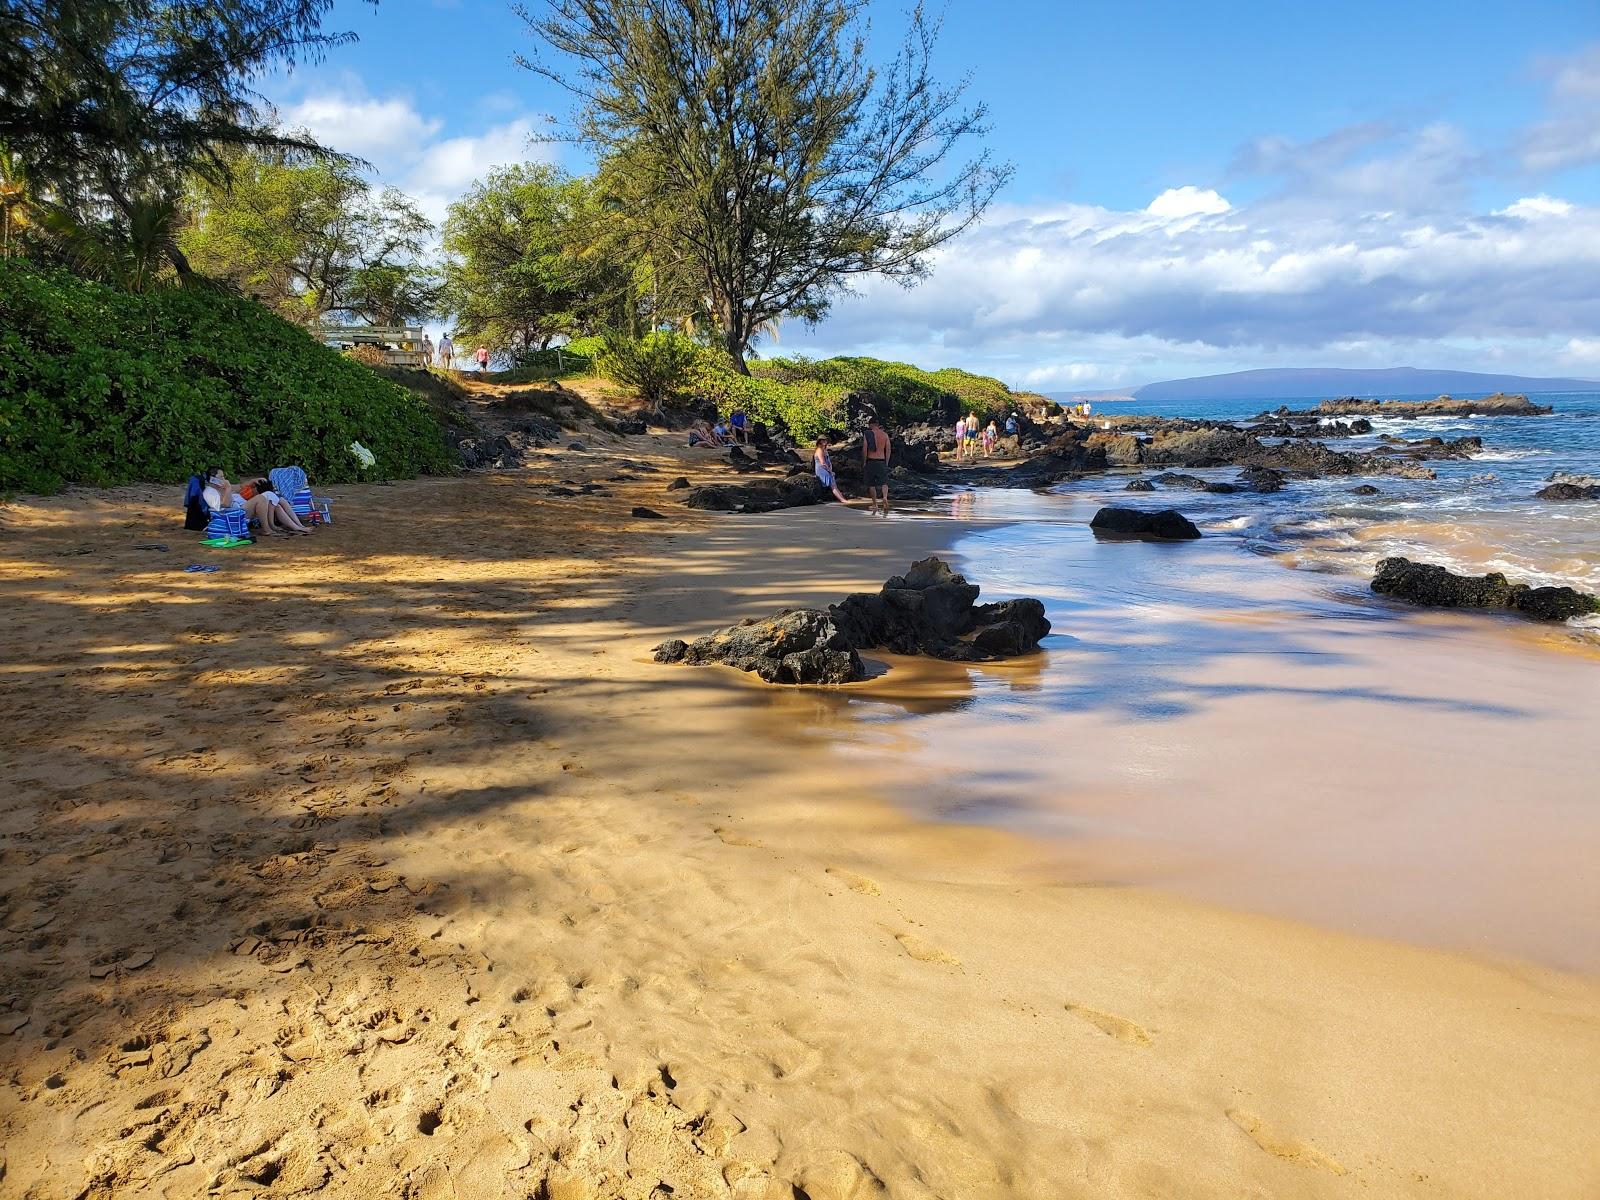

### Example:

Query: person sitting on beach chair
xmin=203 ymin=469 xmax=314 ymax=537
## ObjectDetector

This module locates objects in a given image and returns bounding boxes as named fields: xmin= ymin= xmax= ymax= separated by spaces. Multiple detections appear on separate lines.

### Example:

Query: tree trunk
xmin=719 ymin=301 xmax=750 ymax=374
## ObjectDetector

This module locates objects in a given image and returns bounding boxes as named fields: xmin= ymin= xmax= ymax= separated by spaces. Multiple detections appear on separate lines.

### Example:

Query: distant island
xmin=1054 ymin=366 xmax=1600 ymax=404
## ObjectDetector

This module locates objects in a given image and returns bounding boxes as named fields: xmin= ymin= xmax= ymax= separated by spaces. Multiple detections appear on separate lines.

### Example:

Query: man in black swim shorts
xmin=862 ymin=413 xmax=892 ymax=516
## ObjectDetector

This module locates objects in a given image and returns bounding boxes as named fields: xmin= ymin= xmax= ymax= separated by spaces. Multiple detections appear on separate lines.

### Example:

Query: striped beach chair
xmin=204 ymin=505 xmax=250 ymax=539
xmin=272 ymin=467 xmax=332 ymax=525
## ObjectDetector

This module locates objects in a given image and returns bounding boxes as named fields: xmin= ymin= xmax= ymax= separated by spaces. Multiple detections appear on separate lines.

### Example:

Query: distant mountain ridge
xmin=1053 ymin=366 xmax=1600 ymax=404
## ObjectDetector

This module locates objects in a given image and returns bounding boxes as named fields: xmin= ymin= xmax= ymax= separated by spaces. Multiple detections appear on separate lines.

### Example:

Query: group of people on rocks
xmin=687 ymin=409 xmax=751 ymax=448
xmin=952 ymin=411 xmax=1021 ymax=461
xmin=419 ymin=333 xmax=490 ymax=374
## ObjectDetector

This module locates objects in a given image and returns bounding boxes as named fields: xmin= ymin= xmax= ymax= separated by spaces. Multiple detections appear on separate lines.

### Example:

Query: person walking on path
xmin=964 ymin=413 xmax=980 ymax=459
xmin=475 ymin=345 xmax=490 ymax=374
xmin=953 ymin=414 xmax=967 ymax=462
xmin=862 ymin=414 xmax=892 ymax=516
xmin=813 ymin=437 xmax=849 ymax=503
xmin=438 ymin=333 xmax=454 ymax=371
xmin=421 ymin=334 xmax=434 ymax=367
xmin=983 ymin=420 xmax=998 ymax=457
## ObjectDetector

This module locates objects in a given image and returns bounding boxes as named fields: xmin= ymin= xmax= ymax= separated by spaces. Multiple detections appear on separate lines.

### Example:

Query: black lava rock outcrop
xmin=1236 ymin=466 xmax=1285 ymax=493
xmin=1314 ymin=393 xmax=1551 ymax=418
xmin=1089 ymin=507 xmax=1202 ymax=540
xmin=1535 ymin=482 xmax=1600 ymax=501
xmin=653 ymin=609 xmax=863 ymax=684
xmin=653 ymin=558 xmax=1052 ymax=683
xmin=684 ymin=477 xmax=821 ymax=513
xmin=828 ymin=558 xmax=1051 ymax=663
xmin=446 ymin=429 xmax=524 ymax=470
xmin=1371 ymin=557 xmax=1600 ymax=622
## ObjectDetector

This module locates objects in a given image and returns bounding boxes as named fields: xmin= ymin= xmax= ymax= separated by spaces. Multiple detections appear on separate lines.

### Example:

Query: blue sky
xmin=269 ymin=0 xmax=1600 ymax=388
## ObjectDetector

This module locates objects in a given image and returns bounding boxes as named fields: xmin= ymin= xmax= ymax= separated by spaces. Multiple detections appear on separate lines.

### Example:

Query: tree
xmin=0 ymin=0 xmax=354 ymax=275
xmin=440 ymin=163 xmax=627 ymax=357
xmin=519 ymin=0 xmax=1009 ymax=372
xmin=181 ymin=151 xmax=438 ymax=325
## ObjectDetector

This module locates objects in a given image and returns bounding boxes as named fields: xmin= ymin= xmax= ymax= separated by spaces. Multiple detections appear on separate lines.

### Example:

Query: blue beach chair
xmin=184 ymin=475 xmax=252 ymax=543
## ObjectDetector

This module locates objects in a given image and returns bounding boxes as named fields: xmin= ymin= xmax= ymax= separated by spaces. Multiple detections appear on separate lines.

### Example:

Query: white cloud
xmin=788 ymin=186 xmax=1600 ymax=389
xmin=1562 ymin=336 xmax=1600 ymax=364
xmin=269 ymin=77 xmax=559 ymax=228
xmin=1496 ymin=194 xmax=1575 ymax=219
xmin=1146 ymin=186 xmax=1231 ymax=220
xmin=280 ymin=91 xmax=442 ymax=172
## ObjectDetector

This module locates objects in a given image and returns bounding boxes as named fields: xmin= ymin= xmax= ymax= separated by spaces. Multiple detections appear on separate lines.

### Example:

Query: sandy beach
xmin=2 ymin=432 xmax=1598 ymax=1199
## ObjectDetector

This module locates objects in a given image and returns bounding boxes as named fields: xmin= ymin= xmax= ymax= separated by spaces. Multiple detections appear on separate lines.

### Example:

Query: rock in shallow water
xmin=1370 ymin=557 xmax=1600 ymax=621
xmin=1089 ymin=507 xmax=1202 ymax=540
xmin=1535 ymin=482 xmax=1600 ymax=501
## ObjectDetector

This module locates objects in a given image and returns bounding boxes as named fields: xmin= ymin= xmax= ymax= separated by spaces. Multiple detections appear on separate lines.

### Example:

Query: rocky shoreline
xmin=670 ymin=393 xmax=1534 ymax=514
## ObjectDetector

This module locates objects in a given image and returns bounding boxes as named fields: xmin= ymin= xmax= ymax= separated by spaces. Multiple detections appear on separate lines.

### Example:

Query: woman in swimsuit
xmin=813 ymin=437 xmax=848 ymax=503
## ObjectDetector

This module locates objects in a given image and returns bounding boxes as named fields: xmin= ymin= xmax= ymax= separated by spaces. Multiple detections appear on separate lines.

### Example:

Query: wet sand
xmin=1 ymin=449 xmax=1598 ymax=1199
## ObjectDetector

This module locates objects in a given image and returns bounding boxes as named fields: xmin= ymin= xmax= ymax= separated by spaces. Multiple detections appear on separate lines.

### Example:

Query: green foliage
xmin=441 ymin=165 xmax=627 ymax=359
xmin=0 ymin=260 xmax=456 ymax=495
xmin=1 ymin=1 xmax=352 ymax=279
xmin=754 ymin=356 xmax=1021 ymax=426
xmin=684 ymin=348 xmax=849 ymax=442
xmin=597 ymin=331 xmax=700 ymax=411
xmin=491 ymin=337 xmax=602 ymax=383
xmin=182 ymin=152 xmax=437 ymax=325
xmin=524 ymin=0 xmax=1007 ymax=369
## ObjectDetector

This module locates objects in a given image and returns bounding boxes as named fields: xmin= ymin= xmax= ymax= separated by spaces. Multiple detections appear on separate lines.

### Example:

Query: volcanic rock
xmin=1089 ymin=508 xmax=1202 ymax=540
xmin=652 ymin=609 xmax=863 ymax=684
xmin=1237 ymin=466 xmax=1285 ymax=493
xmin=654 ymin=558 xmax=1052 ymax=683
xmin=684 ymin=477 xmax=820 ymax=513
xmin=1535 ymin=482 xmax=1600 ymax=501
xmin=1371 ymin=557 xmax=1600 ymax=621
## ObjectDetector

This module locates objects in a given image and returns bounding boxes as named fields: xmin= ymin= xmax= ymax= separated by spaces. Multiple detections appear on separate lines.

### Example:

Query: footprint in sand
xmin=824 ymin=867 xmax=881 ymax=896
xmin=713 ymin=826 xmax=763 ymax=849
xmin=895 ymin=933 xmax=960 ymax=967
xmin=1064 ymin=1003 xmax=1151 ymax=1046
xmin=1226 ymin=1108 xmax=1348 ymax=1176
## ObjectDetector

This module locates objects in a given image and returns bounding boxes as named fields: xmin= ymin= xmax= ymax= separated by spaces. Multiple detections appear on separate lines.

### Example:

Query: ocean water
xmin=817 ymin=393 xmax=1600 ymax=966
xmin=1054 ymin=390 xmax=1600 ymax=608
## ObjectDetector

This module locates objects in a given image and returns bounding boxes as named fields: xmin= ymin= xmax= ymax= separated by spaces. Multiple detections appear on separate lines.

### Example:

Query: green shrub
xmin=682 ymin=347 xmax=849 ymax=442
xmin=753 ymin=355 xmax=1021 ymax=427
xmin=494 ymin=337 xmax=601 ymax=383
xmin=596 ymin=331 xmax=699 ymax=410
xmin=0 ymin=261 xmax=457 ymax=494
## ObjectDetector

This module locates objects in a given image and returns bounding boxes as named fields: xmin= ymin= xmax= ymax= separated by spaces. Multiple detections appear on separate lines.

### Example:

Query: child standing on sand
xmin=813 ymin=437 xmax=848 ymax=503
xmin=983 ymin=420 xmax=998 ymax=457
